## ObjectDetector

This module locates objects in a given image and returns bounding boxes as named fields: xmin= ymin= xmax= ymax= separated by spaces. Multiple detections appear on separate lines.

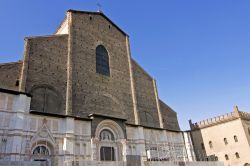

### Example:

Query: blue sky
xmin=0 ymin=0 xmax=250 ymax=130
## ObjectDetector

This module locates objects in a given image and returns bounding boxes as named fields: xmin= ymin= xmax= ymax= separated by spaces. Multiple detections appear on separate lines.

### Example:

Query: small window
xmin=224 ymin=138 xmax=228 ymax=145
xmin=201 ymin=143 xmax=205 ymax=150
xmin=234 ymin=135 xmax=238 ymax=142
xmin=15 ymin=79 xmax=19 ymax=86
xmin=225 ymin=154 xmax=229 ymax=160
xmin=235 ymin=152 xmax=240 ymax=159
xmin=209 ymin=141 xmax=213 ymax=148
xmin=96 ymin=45 xmax=110 ymax=76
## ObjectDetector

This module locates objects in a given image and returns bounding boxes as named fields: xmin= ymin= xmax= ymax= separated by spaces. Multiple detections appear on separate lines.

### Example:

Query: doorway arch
xmin=31 ymin=141 xmax=54 ymax=166
xmin=94 ymin=120 xmax=125 ymax=161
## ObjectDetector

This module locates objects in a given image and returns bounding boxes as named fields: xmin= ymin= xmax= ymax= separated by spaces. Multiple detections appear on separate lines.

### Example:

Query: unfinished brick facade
xmin=0 ymin=61 xmax=22 ymax=91
xmin=0 ymin=10 xmax=179 ymax=130
xmin=0 ymin=9 xmax=227 ymax=166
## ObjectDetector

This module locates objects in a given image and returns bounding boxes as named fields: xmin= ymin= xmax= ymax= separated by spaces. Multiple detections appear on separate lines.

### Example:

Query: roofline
xmin=0 ymin=61 xmax=22 ymax=66
xmin=30 ymin=111 xmax=92 ymax=121
xmin=0 ymin=88 xmax=31 ymax=97
xmin=88 ymin=113 xmax=127 ymax=121
xmin=54 ymin=16 xmax=67 ymax=34
xmin=159 ymin=99 xmax=177 ymax=114
xmin=67 ymin=9 xmax=128 ymax=36
xmin=25 ymin=34 xmax=68 ymax=40
xmin=126 ymin=123 xmax=181 ymax=132
xmin=131 ymin=58 xmax=154 ymax=80
xmin=190 ymin=117 xmax=241 ymax=131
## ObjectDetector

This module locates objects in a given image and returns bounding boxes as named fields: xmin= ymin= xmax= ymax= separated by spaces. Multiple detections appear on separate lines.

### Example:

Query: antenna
xmin=97 ymin=0 xmax=103 ymax=12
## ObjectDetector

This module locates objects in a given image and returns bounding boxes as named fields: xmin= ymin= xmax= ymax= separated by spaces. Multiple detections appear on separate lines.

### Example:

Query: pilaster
xmin=126 ymin=36 xmax=139 ymax=125
xmin=152 ymin=79 xmax=164 ymax=128
xmin=19 ymin=39 xmax=31 ymax=92
xmin=66 ymin=12 xmax=73 ymax=116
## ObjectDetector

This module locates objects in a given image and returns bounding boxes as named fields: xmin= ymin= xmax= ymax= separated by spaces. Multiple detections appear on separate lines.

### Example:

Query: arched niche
xmin=140 ymin=111 xmax=155 ymax=127
xmin=30 ymin=85 xmax=62 ymax=114
xmin=95 ymin=119 xmax=125 ymax=140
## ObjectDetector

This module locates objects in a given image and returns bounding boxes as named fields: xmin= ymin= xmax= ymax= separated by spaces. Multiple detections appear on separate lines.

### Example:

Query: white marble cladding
xmin=0 ymin=92 xmax=92 ymax=163
xmin=0 ymin=91 xmax=198 ymax=166
xmin=126 ymin=126 xmax=195 ymax=162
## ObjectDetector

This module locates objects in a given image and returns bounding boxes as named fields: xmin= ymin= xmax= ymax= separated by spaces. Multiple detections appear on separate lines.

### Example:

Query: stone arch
xmin=82 ymin=92 xmax=126 ymax=118
xmin=95 ymin=119 xmax=125 ymax=140
xmin=30 ymin=84 xmax=63 ymax=114
xmin=244 ymin=163 xmax=250 ymax=166
xmin=30 ymin=140 xmax=55 ymax=166
xmin=140 ymin=111 xmax=155 ymax=127
xmin=94 ymin=41 xmax=111 ymax=59
xmin=31 ymin=138 xmax=55 ymax=153
xmin=31 ymin=142 xmax=53 ymax=155
xmin=94 ymin=120 xmax=125 ymax=161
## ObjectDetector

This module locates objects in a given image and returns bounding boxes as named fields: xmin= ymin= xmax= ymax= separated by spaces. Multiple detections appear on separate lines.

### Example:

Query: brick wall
xmin=132 ymin=60 xmax=160 ymax=128
xmin=0 ymin=62 xmax=22 ymax=91
xmin=159 ymin=100 xmax=180 ymax=131
xmin=0 ymin=10 xmax=181 ymax=130
xmin=25 ymin=35 xmax=68 ymax=115
xmin=70 ymin=12 xmax=135 ymax=123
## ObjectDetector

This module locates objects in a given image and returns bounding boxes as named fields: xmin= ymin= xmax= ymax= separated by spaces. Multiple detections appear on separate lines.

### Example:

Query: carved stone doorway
xmin=32 ymin=145 xmax=51 ymax=166
xmin=93 ymin=119 xmax=126 ymax=162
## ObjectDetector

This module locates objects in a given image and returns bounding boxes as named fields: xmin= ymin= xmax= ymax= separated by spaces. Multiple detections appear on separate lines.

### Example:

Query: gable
xmin=159 ymin=100 xmax=180 ymax=131
xmin=132 ymin=59 xmax=160 ymax=128
xmin=68 ymin=10 xmax=127 ymax=36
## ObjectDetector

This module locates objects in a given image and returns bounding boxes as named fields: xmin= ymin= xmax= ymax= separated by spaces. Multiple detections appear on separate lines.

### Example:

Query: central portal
xmin=99 ymin=129 xmax=117 ymax=161
xmin=100 ymin=146 xmax=115 ymax=161
xmin=93 ymin=119 xmax=125 ymax=162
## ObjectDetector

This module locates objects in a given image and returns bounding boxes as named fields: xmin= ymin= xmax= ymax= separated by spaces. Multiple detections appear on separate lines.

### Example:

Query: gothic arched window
xmin=96 ymin=45 xmax=110 ymax=76
xmin=225 ymin=154 xmax=229 ymax=160
xmin=235 ymin=152 xmax=240 ymax=159
xmin=209 ymin=141 xmax=213 ymax=148
xmin=224 ymin=138 xmax=228 ymax=145
xmin=201 ymin=143 xmax=205 ymax=150
xmin=234 ymin=135 xmax=238 ymax=142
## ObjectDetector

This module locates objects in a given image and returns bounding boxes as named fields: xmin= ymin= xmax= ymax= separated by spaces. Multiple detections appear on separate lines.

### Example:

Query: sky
xmin=0 ymin=0 xmax=250 ymax=130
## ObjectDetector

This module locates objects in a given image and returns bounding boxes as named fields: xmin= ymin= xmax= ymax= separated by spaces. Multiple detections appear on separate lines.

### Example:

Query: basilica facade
xmin=0 ymin=10 xmax=223 ymax=166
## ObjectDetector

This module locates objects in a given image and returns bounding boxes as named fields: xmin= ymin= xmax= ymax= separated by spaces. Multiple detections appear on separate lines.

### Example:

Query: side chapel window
xmin=224 ymin=138 xmax=228 ymax=145
xmin=225 ymin=154 xmax=229 ymax=160
xmin=201 ymin=143 xmax=205 ymax=150
xmin=235 ymin=152 xmax=240 ymax=159
xmin=209 ymin=141 xmax=213 ymax=148
xmin=234 ymin=135 xmax=238 ymax=142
